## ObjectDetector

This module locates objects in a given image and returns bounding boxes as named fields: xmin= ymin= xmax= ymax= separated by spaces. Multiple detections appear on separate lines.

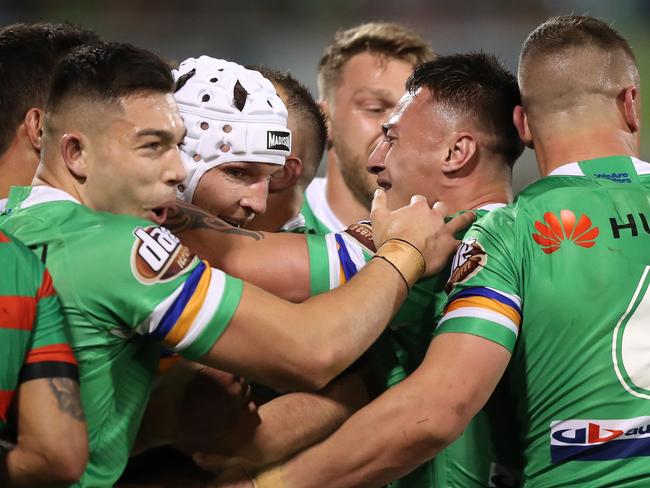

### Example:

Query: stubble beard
xmin=333 ymin=136 xmax=377 ymax=210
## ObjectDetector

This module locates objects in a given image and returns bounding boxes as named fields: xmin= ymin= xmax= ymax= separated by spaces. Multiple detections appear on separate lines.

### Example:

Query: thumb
xmin=370 ymin=188 xmax=388 ymax=220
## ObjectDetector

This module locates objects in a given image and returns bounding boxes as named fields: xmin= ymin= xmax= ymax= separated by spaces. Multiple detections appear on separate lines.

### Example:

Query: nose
xmin=240 ymin=180 xmax=269 ymax=216
xmin=367 ymin=139 xmax=388 ymax=175
xmin=164 ymin=147 xmax=187 ymax=186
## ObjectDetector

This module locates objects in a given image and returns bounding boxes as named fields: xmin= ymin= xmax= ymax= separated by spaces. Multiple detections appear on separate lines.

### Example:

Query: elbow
xmin=43 ymin=434 xmax=88 ymax=485
xmin=271 ymin=348 xmax=340 ymax=392
xmin=299 ymin=347 xmax=342 ymax=391
xmin=403 ymin=415 xmax=465 ymax=465
xmin=48 ymin=445 xmax=88 ymax=485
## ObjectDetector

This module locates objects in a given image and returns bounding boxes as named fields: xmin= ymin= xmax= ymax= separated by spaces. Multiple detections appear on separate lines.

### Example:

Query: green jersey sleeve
xmin=306 ymin=223 xmax=375 ymax=295
xmin=69 ymin=220 xmax=243 ymax=360
xmin=436 ymin=209 xmax=522 ymax=352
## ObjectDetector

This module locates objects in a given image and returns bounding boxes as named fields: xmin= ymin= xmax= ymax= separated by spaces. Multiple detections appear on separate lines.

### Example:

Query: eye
xmin=225 ymin=168 xmax=246 ymax=179
xmin=143 ymin=141 xmax=162 ymax=151
xmin=364 ymin=106 xmax=386 ymax=114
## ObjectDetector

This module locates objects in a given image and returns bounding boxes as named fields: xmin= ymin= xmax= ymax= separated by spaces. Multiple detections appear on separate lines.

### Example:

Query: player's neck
xmin=533 ymin=126 xmax=640 ymax=176
xmin=325 ymin=154 xmax=369 ymax=227
xmin=440 ymin=165 xmax=512 ymax=214
xmin=247 ymin=186 xmax=303 ymax=232
xmin=32 ymin=159 xmax=84 ymax=204
xmin=0 ymin=129 xmax=40 ymax=199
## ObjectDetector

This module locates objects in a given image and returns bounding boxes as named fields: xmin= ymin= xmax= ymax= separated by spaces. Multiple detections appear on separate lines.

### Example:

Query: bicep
xmin=199 ymin=283 xmax=313 ymax=390
xmin=409 ymin=332 xmax=511 ymax=432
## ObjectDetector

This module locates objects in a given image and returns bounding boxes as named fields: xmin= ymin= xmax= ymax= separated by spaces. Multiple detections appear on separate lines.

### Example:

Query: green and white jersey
xmin=308 ymin=208 xmax=521 ymax=488
xmin=301 ymin=177 xmax=346 ymax=234
xmin=0 ymin=186 xmax=243 ymax=488
xmin=441 ymin=156 xmax=650 ymax=486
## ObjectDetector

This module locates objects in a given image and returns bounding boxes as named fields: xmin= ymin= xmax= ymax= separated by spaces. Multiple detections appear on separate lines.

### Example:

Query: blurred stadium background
xmin=2 ymin=0 xmax=647 ymax=192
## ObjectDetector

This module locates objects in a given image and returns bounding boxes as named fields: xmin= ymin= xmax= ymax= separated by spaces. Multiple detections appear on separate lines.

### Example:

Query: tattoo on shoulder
xmin=165 ymin=201 xmax=264 ymax=241
xmin=47 ymin=378 xmax=85 ymax=422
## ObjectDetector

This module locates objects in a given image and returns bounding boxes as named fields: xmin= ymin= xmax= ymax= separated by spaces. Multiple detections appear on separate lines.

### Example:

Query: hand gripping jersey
xmin=440 ymin=156 xmax=650 ymax=486
xmin=309 ymin=210 xmax=522 ymax=488
xmin=0 ymin=230 xmax=77 ymax=434
xmin=0 ymin=186 xmax=243 ymax=488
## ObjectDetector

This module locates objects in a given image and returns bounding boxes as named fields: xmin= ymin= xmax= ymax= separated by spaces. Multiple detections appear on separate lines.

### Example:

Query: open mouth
xmin=148 ymin=207 xmax=170 ymax=225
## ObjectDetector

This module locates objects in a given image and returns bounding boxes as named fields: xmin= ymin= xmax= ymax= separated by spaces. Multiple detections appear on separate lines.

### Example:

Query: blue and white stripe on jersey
xmin=324 ymin=232 xmax=371 ymax=290
xmin=136 ymin=260 xmax=227 ymax=352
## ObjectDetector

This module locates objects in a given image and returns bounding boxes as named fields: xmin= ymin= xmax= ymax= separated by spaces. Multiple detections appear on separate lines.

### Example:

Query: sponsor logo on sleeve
xmin=550 ymin=417 xmax=650 ymax=463
xmin=131 ymin=226 xmax=197 ymax=284
xmin=266 ymin=131 xmax=291 ymax=152
xmin=445 ymin=237 xmax=487 ymax=293
xmin=532 ymin=210 xmax=599 ymax=254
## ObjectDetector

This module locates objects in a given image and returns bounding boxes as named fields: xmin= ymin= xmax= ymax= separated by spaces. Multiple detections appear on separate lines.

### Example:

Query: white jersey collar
xmin=304 ymin=177 xmax=346 ymax=232
xmin=548 ymin=157 xmax=650 ymax=177
xmin=19 ymin=186 xmax=80 ymax=209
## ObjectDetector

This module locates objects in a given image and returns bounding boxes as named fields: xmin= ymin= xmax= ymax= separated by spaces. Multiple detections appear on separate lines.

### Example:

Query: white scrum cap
xmin=173 ymin=56 xmax=291 ymax=202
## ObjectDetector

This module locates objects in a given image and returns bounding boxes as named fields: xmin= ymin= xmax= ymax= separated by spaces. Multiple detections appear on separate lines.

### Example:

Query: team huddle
xmin=0 ymin=14 xmax=647 ymax=488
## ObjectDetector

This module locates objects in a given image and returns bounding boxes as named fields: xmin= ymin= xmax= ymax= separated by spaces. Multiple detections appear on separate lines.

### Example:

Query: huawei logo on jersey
xmin=532 ymin=210 xmax=599 ymax=254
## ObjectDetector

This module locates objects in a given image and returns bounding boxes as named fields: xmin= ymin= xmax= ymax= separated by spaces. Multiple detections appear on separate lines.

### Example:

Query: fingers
xmin=431 ymin=201 xmax=448 ymax=215
xmin=370 ymin=188 xmax=388 ymax=218
xmin=410 ymin=194 xmax=428 ymax=205
xmin=445 ymin=211 xmax=476 ymax=235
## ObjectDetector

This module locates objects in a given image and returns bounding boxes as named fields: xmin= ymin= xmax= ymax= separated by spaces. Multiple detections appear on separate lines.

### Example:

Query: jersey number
xmin=613 ymin=266 xmax=650 ymax=399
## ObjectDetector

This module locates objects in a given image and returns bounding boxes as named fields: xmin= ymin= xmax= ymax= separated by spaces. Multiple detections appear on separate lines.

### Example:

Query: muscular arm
xmin=202 ymin=258 xmax=407 ymax=391
xmin=167 ymin=201 xmax=312 ymax=302
xmin=195 ymin=373 xmax=370 ymax=470
xmin=277 ymin=333 xmax=511 ymax=488
xmin=0 ymin=378 xmax=88 ymax=487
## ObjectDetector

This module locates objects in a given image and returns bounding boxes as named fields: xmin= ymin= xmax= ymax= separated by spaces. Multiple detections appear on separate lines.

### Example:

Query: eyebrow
xmin=353 ymin=87 xmax=395 ymax=100
xmin=136 ymin=128 xmax=187 ymax=144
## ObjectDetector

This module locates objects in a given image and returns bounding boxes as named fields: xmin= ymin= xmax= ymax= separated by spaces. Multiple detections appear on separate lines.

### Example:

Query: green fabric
xmin=0 ymin=230 xmax=72 ymax=432
xmin=442 ymin=156 xmax=650 ymax=486
xmin=1 ymin=187 xmax=243 ymax=488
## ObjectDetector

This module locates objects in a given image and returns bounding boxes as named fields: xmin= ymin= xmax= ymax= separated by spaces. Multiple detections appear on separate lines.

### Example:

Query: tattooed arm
xmin=0 ymin=378 xmax=88 ymax=487
xmin=167 ymin=201 xmax=312 ymax=302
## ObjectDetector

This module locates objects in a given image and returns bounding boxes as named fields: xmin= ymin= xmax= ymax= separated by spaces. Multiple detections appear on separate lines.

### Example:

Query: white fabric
xmin=173 ymin=56 xmax=291 ymax=203
xmin=16 ymin=186 xmax=79 ymax=208
xmin=304 ymin=177 xmax=346 ymax=232
xmin=548 ymin=158 xmax=650 ymax=177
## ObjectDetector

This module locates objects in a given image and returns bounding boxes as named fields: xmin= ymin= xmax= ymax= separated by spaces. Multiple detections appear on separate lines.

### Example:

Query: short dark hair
xmin=251 ymin=66 xmax=327 ymax=186
xmin=406 ymin=53 xmax=524 ymax=166
xmin=520 ymin=15 xmax=636 ymax=67
xmin=0 ymin=22 xmax=100 ymax=156
xmin=48 ymin=42 xmax=175 ymax=113
xmin=318 ymin=22 xmax=435 ymax=100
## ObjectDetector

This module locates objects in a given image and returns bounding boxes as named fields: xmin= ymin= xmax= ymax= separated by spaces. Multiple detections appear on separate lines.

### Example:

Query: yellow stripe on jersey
xmin=164 ymin=266 xmax=212 ymax=346
xmin=445 ymin=296 xmax=521 ymax=327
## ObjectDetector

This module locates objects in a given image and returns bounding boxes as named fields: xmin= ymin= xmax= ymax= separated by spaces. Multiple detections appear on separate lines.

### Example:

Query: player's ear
xmin=61 ymin=132 xmax=89 ymax=180
xmin=622 ymin=85 xmax=640 ymax=133
xmin=442 ymin=132 xmax=476 ymax=174
xmin=513 ymin=105 xmax=533 ymax=148
xmin=23 ymin=108 xmax=44 ymax=151
xmin=269 ymin=156 xmax=303 ymax=193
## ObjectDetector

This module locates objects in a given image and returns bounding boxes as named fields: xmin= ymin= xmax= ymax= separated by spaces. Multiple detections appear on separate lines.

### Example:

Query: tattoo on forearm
xmin=47 ymin=378 xmax=85 ymax=422
xmin=165 ymin=201 xmax=265 ymax=241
